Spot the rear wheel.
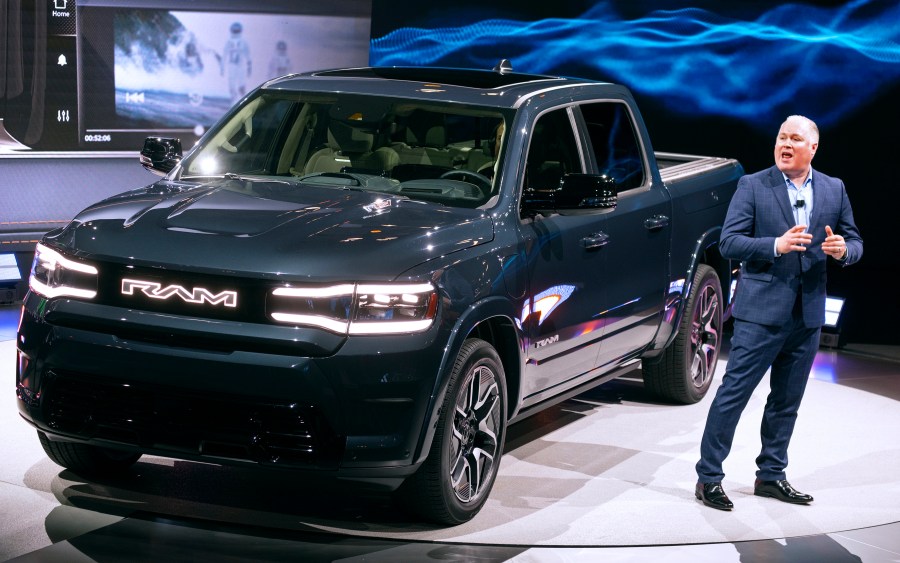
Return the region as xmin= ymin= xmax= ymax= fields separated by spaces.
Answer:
xmin=643 ymin=264 xmax=723 ymax=404
xmin=398 ymin=338 xmax=506 ymax=525
xmin=38 ymin=431 xmax=141 ymax=476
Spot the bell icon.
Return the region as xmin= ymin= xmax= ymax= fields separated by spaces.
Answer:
xmin=57 ymin=54 xmax=68 ymax=66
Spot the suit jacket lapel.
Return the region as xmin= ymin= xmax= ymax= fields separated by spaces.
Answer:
xmin=768 ymin=166 xmax=795 ymax=226
xmin=810 ymin=168 xmax=824 ymax=231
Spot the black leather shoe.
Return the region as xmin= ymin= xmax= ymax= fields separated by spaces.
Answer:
xmin=754 ymin=479 xmax=814 ymax=504
xmin=696 ymin=482 xmax=734 ymax=510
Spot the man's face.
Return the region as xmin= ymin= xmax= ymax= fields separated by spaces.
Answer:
xmin=774 ymin=118 xmax=818 ymax=179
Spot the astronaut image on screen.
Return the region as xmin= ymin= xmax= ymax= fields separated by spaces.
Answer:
xmin=114 ymin=10 xmax=238 ymax=130
xmin=268 ymin=40 xmax=292 ymax=79
xmin=102 ymin=8 xmax=370 ymax=148
xmin=178 ymin=35 xmax=205 ymax=77
xmin=222 ymin=21 xmax=252 ymax=103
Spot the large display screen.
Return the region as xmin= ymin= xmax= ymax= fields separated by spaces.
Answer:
xmin=0 ymin=0 xmax=371 ymax=153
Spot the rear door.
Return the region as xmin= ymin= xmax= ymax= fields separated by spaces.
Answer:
xmin=576 ymin=101 xmax=671 ymax=368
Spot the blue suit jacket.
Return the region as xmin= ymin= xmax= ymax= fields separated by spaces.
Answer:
xmin=721 ymin=165 xmax=863 ymax=328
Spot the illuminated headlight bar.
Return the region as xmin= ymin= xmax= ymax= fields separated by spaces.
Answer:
xmin=29 ymin=243 xmax=99 ymax=300
xmin=270 ymin=285 xmax=355 ymax=332
xmin=269 ymin=282 xmax=438 ymax=335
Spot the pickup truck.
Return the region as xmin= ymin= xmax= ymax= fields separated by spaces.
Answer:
xmin=16 ymin=62 xmax=743 ymax=525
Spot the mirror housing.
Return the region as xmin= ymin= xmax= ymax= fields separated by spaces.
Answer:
xmin=140 ymin=137 xmax=183 ymax=176
xmin=522 ymin=173 xmax=618 ymax=215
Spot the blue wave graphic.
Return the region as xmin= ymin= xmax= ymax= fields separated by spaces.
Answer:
xmin=370 ymin=1 xmax=900 ymax=128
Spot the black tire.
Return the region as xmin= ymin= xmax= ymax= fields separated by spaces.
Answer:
xmin=397 ymin=338 xmax=507 ymax=525
xmin=643 ymin=264 xmax=723 ymax=404
xmin=38 ymin=431 xmax=141 ymax=476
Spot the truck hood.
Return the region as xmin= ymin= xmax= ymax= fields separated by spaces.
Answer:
xmin=51 ymin=179 xmax=494 ymax=280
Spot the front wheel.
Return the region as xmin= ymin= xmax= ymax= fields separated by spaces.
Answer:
xmin=643 ymin=264 xmax=723 ymax=404
xmin=397 ymin=338 xmax=507 ymax=525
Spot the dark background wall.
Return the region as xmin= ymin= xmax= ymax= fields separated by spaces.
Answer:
xmin=369 ymin=0 xmax=899 ymax=345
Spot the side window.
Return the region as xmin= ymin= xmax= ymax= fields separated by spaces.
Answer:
xmin=525 ymin=108 xmax=582 ymax=191
xmin=580 ymin=102 xmax=645 ymax=191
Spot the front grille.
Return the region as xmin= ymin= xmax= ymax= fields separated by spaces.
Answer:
xmin=41 ymin=371 xmax=343 ymax=469
xmin=96 ymin=263 xmax=268 ymax=323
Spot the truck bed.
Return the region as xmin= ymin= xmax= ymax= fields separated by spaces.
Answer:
xmin=656 ymin=151 xmax=741 ymax=184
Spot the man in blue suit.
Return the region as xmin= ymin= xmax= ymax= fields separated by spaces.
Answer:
xmin=695 ymin=115 xmax=863 ymax=510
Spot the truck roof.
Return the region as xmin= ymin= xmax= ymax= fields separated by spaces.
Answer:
xmin=263 ymin=64 xmax=615 ymax=108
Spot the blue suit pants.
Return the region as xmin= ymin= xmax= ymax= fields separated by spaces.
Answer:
xmin=696 ymin=305 xmax=820 ymax=483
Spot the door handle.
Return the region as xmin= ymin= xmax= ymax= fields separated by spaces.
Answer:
xmin=644 ymin=214 xmax=670 ymax=230
xmin=582 ymin=232 xmax=610 ymax=249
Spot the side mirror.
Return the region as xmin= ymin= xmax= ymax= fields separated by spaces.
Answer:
xmin=522 ymin=173 xmax=618 ymax=215
xmin=140 ymin=137 xmax=182 ymax=176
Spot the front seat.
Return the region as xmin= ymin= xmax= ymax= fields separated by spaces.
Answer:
xmin=304 ymin=121 xmax=399 ymax=175
xmin=392 ymin=110 xmax=454 ymax=167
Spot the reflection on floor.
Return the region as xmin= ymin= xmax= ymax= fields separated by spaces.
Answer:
xmin=1 ymin=303 xmax=898 ymax=562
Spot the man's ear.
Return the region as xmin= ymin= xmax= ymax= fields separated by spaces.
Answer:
xmin=810 ymin=142 xmax=818 ymax=157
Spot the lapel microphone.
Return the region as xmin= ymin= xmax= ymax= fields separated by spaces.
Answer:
xmin=794 ymin=196 xmax=805 ymax=209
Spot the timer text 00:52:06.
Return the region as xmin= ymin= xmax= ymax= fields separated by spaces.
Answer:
xmin=84 ymin=134 xmax=112 ymax=143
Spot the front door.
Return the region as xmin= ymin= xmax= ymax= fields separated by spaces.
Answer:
xmin=518 ymin=107 xmax=610 ymax=404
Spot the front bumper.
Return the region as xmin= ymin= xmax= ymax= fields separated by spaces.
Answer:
xmin=16 ymin=292 xmax=447 ymax=488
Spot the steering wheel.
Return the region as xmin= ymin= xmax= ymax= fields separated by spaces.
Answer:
xmin=439 ymin=169 xmax=492 ymax=191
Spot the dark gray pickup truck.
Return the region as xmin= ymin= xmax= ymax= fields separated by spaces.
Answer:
xmin=16 ymin=63 xmax=742 ymax=524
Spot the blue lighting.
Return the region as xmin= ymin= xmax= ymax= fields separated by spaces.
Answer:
xmin=371 ymin=0 xmax=900 ymax=129
xmin=810 ymin=355 xmax=838 ymax=383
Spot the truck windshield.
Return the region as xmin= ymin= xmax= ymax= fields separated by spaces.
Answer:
xmin=179 ymin=91 xmax=509 ymax=209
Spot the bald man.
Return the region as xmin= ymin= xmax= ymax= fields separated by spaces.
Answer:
xmin=694 ymin=115 xmax=863 ymax=511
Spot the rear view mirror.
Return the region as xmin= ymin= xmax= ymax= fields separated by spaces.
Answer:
xmin=140 ymin=137 xmax=183 ymax=176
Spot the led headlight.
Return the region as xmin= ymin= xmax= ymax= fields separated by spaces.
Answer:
xmin=29 ymin=243 xmax=99 ymax=300
xmin=269 ymin=282 xmax=438 ymax=335
xmin=269 ymin=285 xmax=355 ymax=333
xmin=350 ymin=283 xmax=437 ymax=334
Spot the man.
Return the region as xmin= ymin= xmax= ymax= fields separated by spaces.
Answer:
xmin=695 ymin=115 xmax=863 ymax=511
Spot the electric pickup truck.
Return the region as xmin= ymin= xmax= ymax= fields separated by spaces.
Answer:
xmin=16 ymin=63 xmax=743 ymax=524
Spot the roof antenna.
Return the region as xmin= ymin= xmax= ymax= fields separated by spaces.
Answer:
xmin=493 ymin=59 xmax=513 ymax=75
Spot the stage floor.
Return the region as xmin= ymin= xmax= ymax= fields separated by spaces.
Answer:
xmin=2 ymin=303 xmax=898 ymax=562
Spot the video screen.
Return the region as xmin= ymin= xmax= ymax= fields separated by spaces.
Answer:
xmin=0 ymin=0 xmax=372 ymax=153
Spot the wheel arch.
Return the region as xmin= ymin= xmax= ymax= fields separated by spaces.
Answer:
xmin=467 ymin=315 xmax=521 ymax=423
xmin=411 ymin=297 xmax=523 ymax=467
xmin=648 ymin=226 xmax=731 ymax=356
xmin=700 ymin=240 xmax=737 ymax=321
